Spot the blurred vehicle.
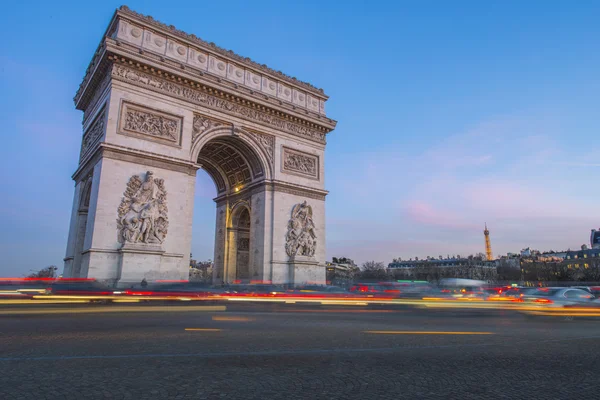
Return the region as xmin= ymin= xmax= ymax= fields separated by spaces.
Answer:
xmin=225 ymin=284 xmax=287 ymax=297
xmin=521 ymin=287 xmax=596 ymax=307
xmin=486 ymin=286 xmax=537 ymax=301
xmin=588 ymin=287 xmax=600 ymax=297
xmin=393 ymin=281 xmax=433 ymax=298
xmin=437 ymin=278 xmax=487 ymax=299
xmin=323 ymin=286 xmax=348 ymax=294
xmin=348 ymin=283 xmax=386 ymax=296
xmin=0 ymin=278 xmax=52 ymax=299
xmin=49 ymin=280 xmax=117 ymax=296
xmin=125 ymin=282 xmax=226 ymax=298
xmin=282 ymin=285 xmax=351 ymax=299
xmin=571 ymin=286 xmax=600 ymax=295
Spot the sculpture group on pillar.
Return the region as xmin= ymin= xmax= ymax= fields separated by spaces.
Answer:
xmin=285 ymin=201 xmax=316 ymax=258
xmin=117 ymin=171 xmax=169 ymax=245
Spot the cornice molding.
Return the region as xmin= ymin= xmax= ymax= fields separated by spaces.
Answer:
xmin=105 ymin=42 xmax=335 ymax=126
xmin=214 ymin=180 xmax=328 ymax=206
xmin=73 ymin=142 xmax=199 ymax=182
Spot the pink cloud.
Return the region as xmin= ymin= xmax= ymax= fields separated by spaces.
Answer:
xmin=404 ymin=201 xmax=478 ymax=230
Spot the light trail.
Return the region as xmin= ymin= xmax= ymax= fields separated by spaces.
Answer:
xmin=184 ymin=328 xmax=223 ymax=332
xmin=0 ymin=305 xmax=226 ymax=315
xmin=364 ymin=331 xmax=494 ymax=335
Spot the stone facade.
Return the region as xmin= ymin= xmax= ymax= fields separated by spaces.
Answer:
xmin=64 ymin=6 xmax=336 ymax=287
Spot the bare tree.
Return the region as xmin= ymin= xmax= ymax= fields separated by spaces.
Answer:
xmin=580 ymin=259 xmax=600 ymax=282
xmin=27 ymin=266 xmax=58 ymax=279
xmin=359 ymin=261 xmax=388 ymax=280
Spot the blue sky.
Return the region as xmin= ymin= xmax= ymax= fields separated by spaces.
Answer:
xmin=1 ymin=0 xmax=599 ymax=275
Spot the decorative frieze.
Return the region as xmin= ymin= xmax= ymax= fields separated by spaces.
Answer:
xmin=118 ymin=101 xmax=182 ymax=146
xmin=80 ymin=107 xmax=106 ymax=162
xmin=282 ymin=146 xmax=319 ymax=180
xmin=112 ymin=64 xmax=327 ymax=144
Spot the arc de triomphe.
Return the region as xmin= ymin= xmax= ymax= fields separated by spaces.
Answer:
xmin=63 ymin=6 xmax=336 ymax=287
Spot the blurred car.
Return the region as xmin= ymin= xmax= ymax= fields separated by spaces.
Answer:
xmin=125 ymin=282 xmax=226 ymax=298
xmin=437 ymin=278 xmax=488 ymax=299
xmin=393 ymin=281 xmax=434 ymax=298
xmin=282 ymin=285 xmax=351 ymax=299
xmin=49 ymin=280 xmax=117 ymax=296
xmin=487 ymin=286 xmax=537 ymax=301
xmin=521 ymin=287 xmax=596 ymax=307
xmin=0 ymin=279 xmax=52 ymax=299
xmin=349 ymin=283 xmax=386 ymax=295
xmin=224 ymin=284 xmax=287 ymax=297
xmin=589 ymin=287 xmax=600 ymax=297
xmin=347 ymin=283 xmax=403 ymax=298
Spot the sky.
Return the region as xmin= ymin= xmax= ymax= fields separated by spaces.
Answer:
xmin=1 ymin=0 xmax=599 ymax=276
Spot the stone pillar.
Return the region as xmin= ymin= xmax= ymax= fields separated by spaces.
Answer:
xmin=225 ymin=228 xmax=239 ymax=283
xmin=63 ymin=181 xmax=84 ymax=278
xmin=213 ymin=205 xmax=227 ymax=284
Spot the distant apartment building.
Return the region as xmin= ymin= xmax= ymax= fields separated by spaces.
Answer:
xmin=388 ymin=256 xmax=496 ymax=269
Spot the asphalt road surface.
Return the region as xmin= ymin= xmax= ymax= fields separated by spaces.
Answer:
xmin=2 ymin=304 xmax=600 ymax=399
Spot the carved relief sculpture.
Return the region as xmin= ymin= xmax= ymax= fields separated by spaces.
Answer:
xmin=248 ymin=131 xmax=275 ymax=166
xmin=192 ymin=114 xmax=224 ymax=142
xmin=285 ymin=201 xmax=316 ymax=258
xmin=282 ymin=147 xmax=318 ymax=179
xmin=80 ymin=108 xmax=106 ymax=161
xmin=237 ymin=238 xmax=250 ymax=251
xmin=117 ymin=171 xmax=169 ymax=246
xmin=119 ymin=102 xmax=182 ymax=145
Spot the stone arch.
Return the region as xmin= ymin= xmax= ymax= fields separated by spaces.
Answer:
xmin=229 ymin=200 xmax=251 ymax=228
xmin=190 ymin=126 xmax=272 ymax=195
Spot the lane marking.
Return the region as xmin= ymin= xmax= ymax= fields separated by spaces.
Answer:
xmin=212 ymin=316 xmax=254 ymax=322
xmin=364 ymin=331 xmax=494 ymax=335
xmin=184 ymin=328 xmax=222 ymax=332
xmin=283 ymin=309 xmax=398 ymax=313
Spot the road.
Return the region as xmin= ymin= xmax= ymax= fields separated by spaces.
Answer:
xmin=2 ymin=304 xmax=600 ymax=399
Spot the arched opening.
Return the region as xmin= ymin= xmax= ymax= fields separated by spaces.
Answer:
xmin=72 ymin=177 xmax=92 ymax=277
xmin=196 ymin=135 xmax=266 ymax=195
xmin=227 ymin=205 xmax=251 ymax=282
xmin=190 ymin=169 xmax=217 ymax=283
xmin=191 ymin=132 xmax=269 ymax=284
